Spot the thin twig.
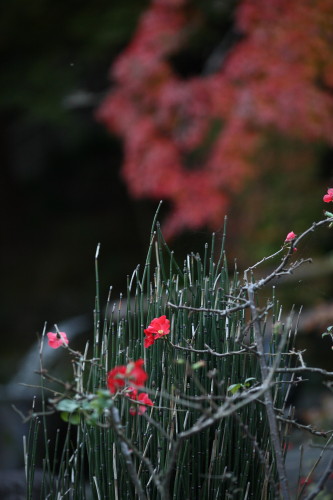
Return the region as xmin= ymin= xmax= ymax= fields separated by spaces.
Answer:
xmin=247 ymin=218 xmax=333 ymax=291
xmin=276 ymin=416 xmax=331 ymax=438
xmin=168 ymin=301 xmax=250 ymax=316
xmin=243 ymin=247 xmax=285 ymax=280
xmin=275 ymin=366 xmax=333 ymax=378
xmin=169 ymin=341 xmax=256 ymax=357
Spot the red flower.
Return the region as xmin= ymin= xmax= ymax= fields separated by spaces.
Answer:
xmin=127 ymin=359 xmax=148 ymax=387
xmin=107 ymin=359 xmax=148 ymax=394
xmin=285 ymin=231 xmax=296 ymax=242
xmin=128 ymin=391 xmax=154 ymax=416
xmin=47 ymin=331 xmax=68 ymax=349
xmin=144 ymin=315 xmax=170 ymax=348
xmin=126 ymin=387 xmax=138 ymax=399
xmin=144 ymin=333 xmax=156 ymax=348
xmin=323 ymin=188 xmax=333 ymax=203
xmin=107 ymin=365 xmax=127 ymax=394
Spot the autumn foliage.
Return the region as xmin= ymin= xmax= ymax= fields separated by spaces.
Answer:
xmin=97 ymin=0 xmax=333 ymax=238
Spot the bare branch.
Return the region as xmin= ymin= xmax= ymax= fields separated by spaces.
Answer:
xmin=168 ymin=301 xmax=250 ymax=316
xmin=248 ymin=218 xmax=333 ymax=291
xmin=276 ymin=416 xmax=332 ymax=438
xmin=275 ymin=366 xmax=333 ymax=378
xmin=169 ymin=340 xmax=257 ymax=357
xmin=243 ymin=247 xmax=285 ymax=280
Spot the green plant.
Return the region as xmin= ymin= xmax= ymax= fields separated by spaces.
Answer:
xmin=23 ymin=206 xmax=333 ymax=500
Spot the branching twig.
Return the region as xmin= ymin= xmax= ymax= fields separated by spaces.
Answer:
xmin=243 ymin=247 xmax=285 ymax=280
xmin=276 ymin=416 xmax=332 ymax=438
xmin=276 ymin=366 xmax=333 ymax=378
xmin=169 ymin=340 xmax=256 ymax=357
xmin=168 ymin=301 xmax=250 ymax=316
xmin=248 ymin=218 xmax=333 ymax=291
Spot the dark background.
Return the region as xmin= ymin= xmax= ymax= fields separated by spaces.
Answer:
xmin=0 ymin=1 xmax=153 ymax=378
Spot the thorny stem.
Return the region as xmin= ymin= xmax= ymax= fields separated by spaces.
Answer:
xmin=168 ymin=300 xmax=249 ymax=316
xmin=276 ymin=416 xmax=332 ymax=438
xmin=276 ymin=366 xmax=333 ymax=378
xmin=248 ymin=217 xmax=333 ymax=291
xmin=169 ymin=340 xmax=257 ymax=357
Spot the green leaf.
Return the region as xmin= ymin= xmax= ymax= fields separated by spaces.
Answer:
xmin=60 ymin=412 xmax=80 ymax=425
xmin=56 ymin=399 xmax=80 ymax=413
xmin=227 ymin=383 xmax=243 ymax=394
xmin=244 ymin=377 xmax=256 ymax=386
xmin=324 ymin=211 xmax=333 ymax=218
xmin=81 ymin=400 xmax=94 ymax=411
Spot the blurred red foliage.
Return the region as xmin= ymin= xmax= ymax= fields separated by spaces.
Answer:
xmin=97 ymin=0 xmax=333 ymax=238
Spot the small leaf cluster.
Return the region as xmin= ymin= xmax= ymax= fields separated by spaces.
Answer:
xmin=227 ymin=377 xmax=257 ymax=395
xmin=56 ymin=390 xmax=113 ymax=425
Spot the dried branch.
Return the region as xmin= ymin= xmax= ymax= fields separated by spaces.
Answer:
xmin=249 ymin=218 xmax=333 ymax=291
xmin=243 ymin=247 xmax=285 ymax=280
xmin=276 ymin=416 xmax=332 ymax=438
xmin=168 ymin=301 xmax=250 ymax=317
xmin=275 ymin=366 xmax=333 ymax=378
xmin=169 ymin=340 xmax=256 ymax=357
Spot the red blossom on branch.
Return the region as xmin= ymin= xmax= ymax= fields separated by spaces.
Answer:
xmin=144 ymin=315 xmax=170 ymax=348
xmin=285 ymin=231 xmax=296 ymax=242
xmin=127 ymin=388 xmax=154 ymax=416
xmin=107 ymin=359 xmax=148 ymax=394
xmin=47 ymin=331 xmax=69 ymax=349
xmin=323 ymin=188 xmax=333 ymax=203
xmin=107 ymin=366 xmax=127 ymax=393
xmin=127 ymin=359 xmax=149 ymax=386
